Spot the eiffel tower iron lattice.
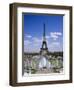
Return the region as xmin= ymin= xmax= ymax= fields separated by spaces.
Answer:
xmin=40 ymin=23 xmax=49 ymax=55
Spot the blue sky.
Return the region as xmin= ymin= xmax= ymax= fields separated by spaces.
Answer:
xmin=23 ymin=13 xmax=63 ymax=52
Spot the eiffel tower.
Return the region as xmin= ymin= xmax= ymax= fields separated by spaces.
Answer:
xmin=40 ymin=24 xmax=49 ymax=55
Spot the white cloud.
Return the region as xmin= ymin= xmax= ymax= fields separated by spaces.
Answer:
xmin=25 ymin=34 xmax=32 ymax=38
xmin=56 ymin=32 xmax=62 ymax=36
xmin=46 ymin=35 xmax=50 ymax=39
xmin=50 ymin=32 xmax=62 ymax=40
xmin=52 ymin=42 xmax=60 ymax=46
xmin=24 ymin=37 xmax=42 ymax=52
xmin=50 ymin=32 xmax=62 ymax=36
xmin=24 ymin=40 xmax=31 ymax=45
xmin=50 ymin=33 xmax=58 ymax=40
xmin=48 ymin=42 xmax=60 ymax=48
xmin=33 ymin=37 xmax=42 ymax=43
xmin=48 ymin=42 xmax=62 ymax=52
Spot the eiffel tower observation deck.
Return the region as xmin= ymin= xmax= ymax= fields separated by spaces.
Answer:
xmin=40 ymin=23 xmax=49 ymax=55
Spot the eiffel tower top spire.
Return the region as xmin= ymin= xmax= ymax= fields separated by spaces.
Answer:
xmin=43 ymin=23 xmax=46 ymax=41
